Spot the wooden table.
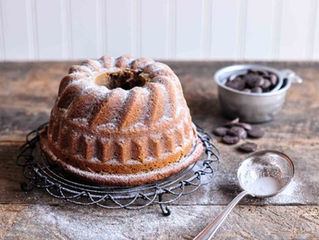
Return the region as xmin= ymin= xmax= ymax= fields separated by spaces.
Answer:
xmin=1 ymin=61 xmax=318 ymax=239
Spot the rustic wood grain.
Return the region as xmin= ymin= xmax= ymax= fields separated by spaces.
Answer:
xmin=1 ymin=139 xmax=318 ymax=206
xmin=1 ymin=204 xmax=318 ymax=240
xmin=1 ymin=61 xmax=319 ymax=141
xmin=1 ymin=61 xmax=319 ymax=239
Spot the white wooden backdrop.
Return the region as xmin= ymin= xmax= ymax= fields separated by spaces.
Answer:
xmin=0 ymin=0 xmax=319 ymax=61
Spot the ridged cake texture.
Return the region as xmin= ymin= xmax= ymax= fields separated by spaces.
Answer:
xmin=40 ymin=55 xmax=202 ymax=185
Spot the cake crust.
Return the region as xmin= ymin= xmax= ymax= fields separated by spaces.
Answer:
xmin=39 ymin=127 xmax=203 ymax=186
xmin=41 ymin=55 xmax=203 ymax=186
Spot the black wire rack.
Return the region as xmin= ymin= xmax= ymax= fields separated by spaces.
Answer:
xmin=17 ymin=123 xmax=220 ymax=216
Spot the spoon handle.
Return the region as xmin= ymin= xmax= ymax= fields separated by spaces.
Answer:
xmin=194 ymin=190 xmax=249 ymax=240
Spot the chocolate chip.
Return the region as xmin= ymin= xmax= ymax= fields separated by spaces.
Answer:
xmin=248 ymin=127 xmax=264 ymax=138
xmin=251 ymin=87 xmax=263 ymax=93
xmin=234 ymin=122 xmax=252 ymax=131
xmin=224 ymin=118 xmax=240 ymax=127
xmin=270 ymin=74 xmax=278 ymax=85
xmin=238 ymin=142 xmax=257 ymax=153
xmin=247 ymin=69 xmax=258 ymax=75
xmin=224 ymin=118 xmax=253 ymax=131
xmin=225 ymin=77 xmax=246 ymax=90
xmin=262 ymin=79 xmax=271 ymax=89
xmin=237 ymin=74 xmax=246 ymax=79
xmin=227 ymin=126 xmax=247 ymax=139
xmin=257 ymin=70 xmax=269 ymax=76
xmin=242 ymin=88 xmax=251 ymax=93
xmin=222 ymin=135 xmax=240 ymax=145
xmin=246 ymin=75 xmax=264 ymax=88
xmin=213 ymin=127 xmax=228 ymax=137
xmin=223 ymin=69 xmax=279 ymax=93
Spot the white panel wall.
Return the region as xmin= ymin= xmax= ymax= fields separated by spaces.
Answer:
xmin=314 ymin=0 xmax=319 ymax=60
xmin=175 ymin=0 xmax=203 ymax=59
xmin=106 ymin=0 xmax=132 ymax=56
xmin=210 ymin=0 xmax=241 ymax=59
xmin=141 ymin=0 xmax=168 ymax=58
xmin=279 ymin=0 xmax=314 ymax=60
xmin=0 ymin=0 xmax=319 ymax=61
xmin=70 ymin=0 xmax=100 ymax=58
xmin=36 ymin=0 xmax=64 ymax=60
xmin=245 ymin=0 xmax=275 ymax=60
xmin=1 ymin=0 xmax=31 ymax=59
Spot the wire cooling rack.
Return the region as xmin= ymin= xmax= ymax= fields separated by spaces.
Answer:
xmin=17 ymin=123 xmax=220 ymax=216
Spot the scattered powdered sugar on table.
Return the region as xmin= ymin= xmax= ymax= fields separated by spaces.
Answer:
xmin=26 ymin=204 xmax=202 ymax=240
xmin=29 ymin=205 xmax=130 ymax=240
xmin=265 ymin=179 xmax=302 ymax=204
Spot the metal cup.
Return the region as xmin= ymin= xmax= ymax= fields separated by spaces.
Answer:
xmin=214 ymin=64 xmax=302 ymax=123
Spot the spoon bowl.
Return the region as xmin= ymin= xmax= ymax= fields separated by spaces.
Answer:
xmin=237 ymin=150 xmax=294 ymax=197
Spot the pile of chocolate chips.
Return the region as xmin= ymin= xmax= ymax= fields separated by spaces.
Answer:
xmin=213 ymin=118 xmax=264 ymax=153
xmin=225 ymin=69 xmax=278 ymax=93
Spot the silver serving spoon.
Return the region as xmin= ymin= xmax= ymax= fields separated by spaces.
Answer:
xmin=194 ymin=150 xmax=294 ymax=240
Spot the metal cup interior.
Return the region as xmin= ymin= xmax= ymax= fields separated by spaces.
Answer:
xmin=237 ymin=150 xmax=294 ymax=197
xmin=214 ymin=64 xmax=291 ymax=96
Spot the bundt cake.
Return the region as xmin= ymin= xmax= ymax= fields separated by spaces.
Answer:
xmin=39 ymin=55 xmax=203 ymax=186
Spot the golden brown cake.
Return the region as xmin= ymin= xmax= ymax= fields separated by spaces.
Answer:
xmin=39 ymin=55 xmax=203 ymax=186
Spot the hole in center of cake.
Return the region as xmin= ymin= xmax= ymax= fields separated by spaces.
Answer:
xmin=95 ymin=69 xmax=148 ymax=90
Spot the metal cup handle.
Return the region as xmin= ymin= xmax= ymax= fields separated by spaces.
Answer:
xmin=280 ymin=69 xmax=303 ymax=84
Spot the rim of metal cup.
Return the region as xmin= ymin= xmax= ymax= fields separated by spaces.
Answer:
xmin=214 ymin=64 xmax=294 ymax=97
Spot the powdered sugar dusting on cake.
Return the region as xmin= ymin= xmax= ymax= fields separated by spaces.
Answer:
xmin=96 ymin=122 xmax=118 ymax=130
xmin=146 ymin=62 xmax=169 ymax=73
xmin=60 ymin=56 xmax=185 ymax=129
xmin=44 ymin=55 xmax=200 ymax=185
xmin=72 ymin=118 xmax=88 ymax=124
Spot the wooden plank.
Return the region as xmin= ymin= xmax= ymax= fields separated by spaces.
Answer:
xmin=167 ymin=0 xmax=176 ymax=58
xmin=140 ymin=0 xmax=168 ymax=58
xmin=0 ymin=62 xmax=67 ymax=139
xmin=144 ymin=61 xmax=319 ymax=205
xmin=1 ymin=137 xmax=318 ymax=206
xmin=2 ymin=0 xmax=319 ymax=61
xmin=0 ymin=62 xmax=73 ymax=141
xmin=210 ymin=0 xmax=241 ymax=59
xmin=35 ymin=0 xmax=64 ymax=60
xmin=201 ymin=0 xmax=212 ymax=58
xmin=175 ymin=0 xmax=203 ymax=59
xmin=2 ymin=1 xmax=319 ymax=61
xmin=0 ymin=61 xmax=318 ymax=207
xmin=0 ymin=142 xmax=66 ymax=205
xmin=1 ymin=61 xmax=319 ymax=140
xmin=279 ymin=0 xmax=312 ymax=60
xmin=106 ymin=0 xmax=132 ymax=56
xmin=1 ymin=61 xmax=319 ymax=238
xmin=0 ymin=0 xmax=5 ymax=61
xmin=1 ymin=204 xmax=318 ymax=239
xmin=70 ymin=0 xmax=99 ymax=59
xmin=313 ymin=0 xmax=319 ymax=60
xmin=244 ymin=0 xmax=275 ymax=60
xmin=1 ymin=0 xmax=31 ymax=60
